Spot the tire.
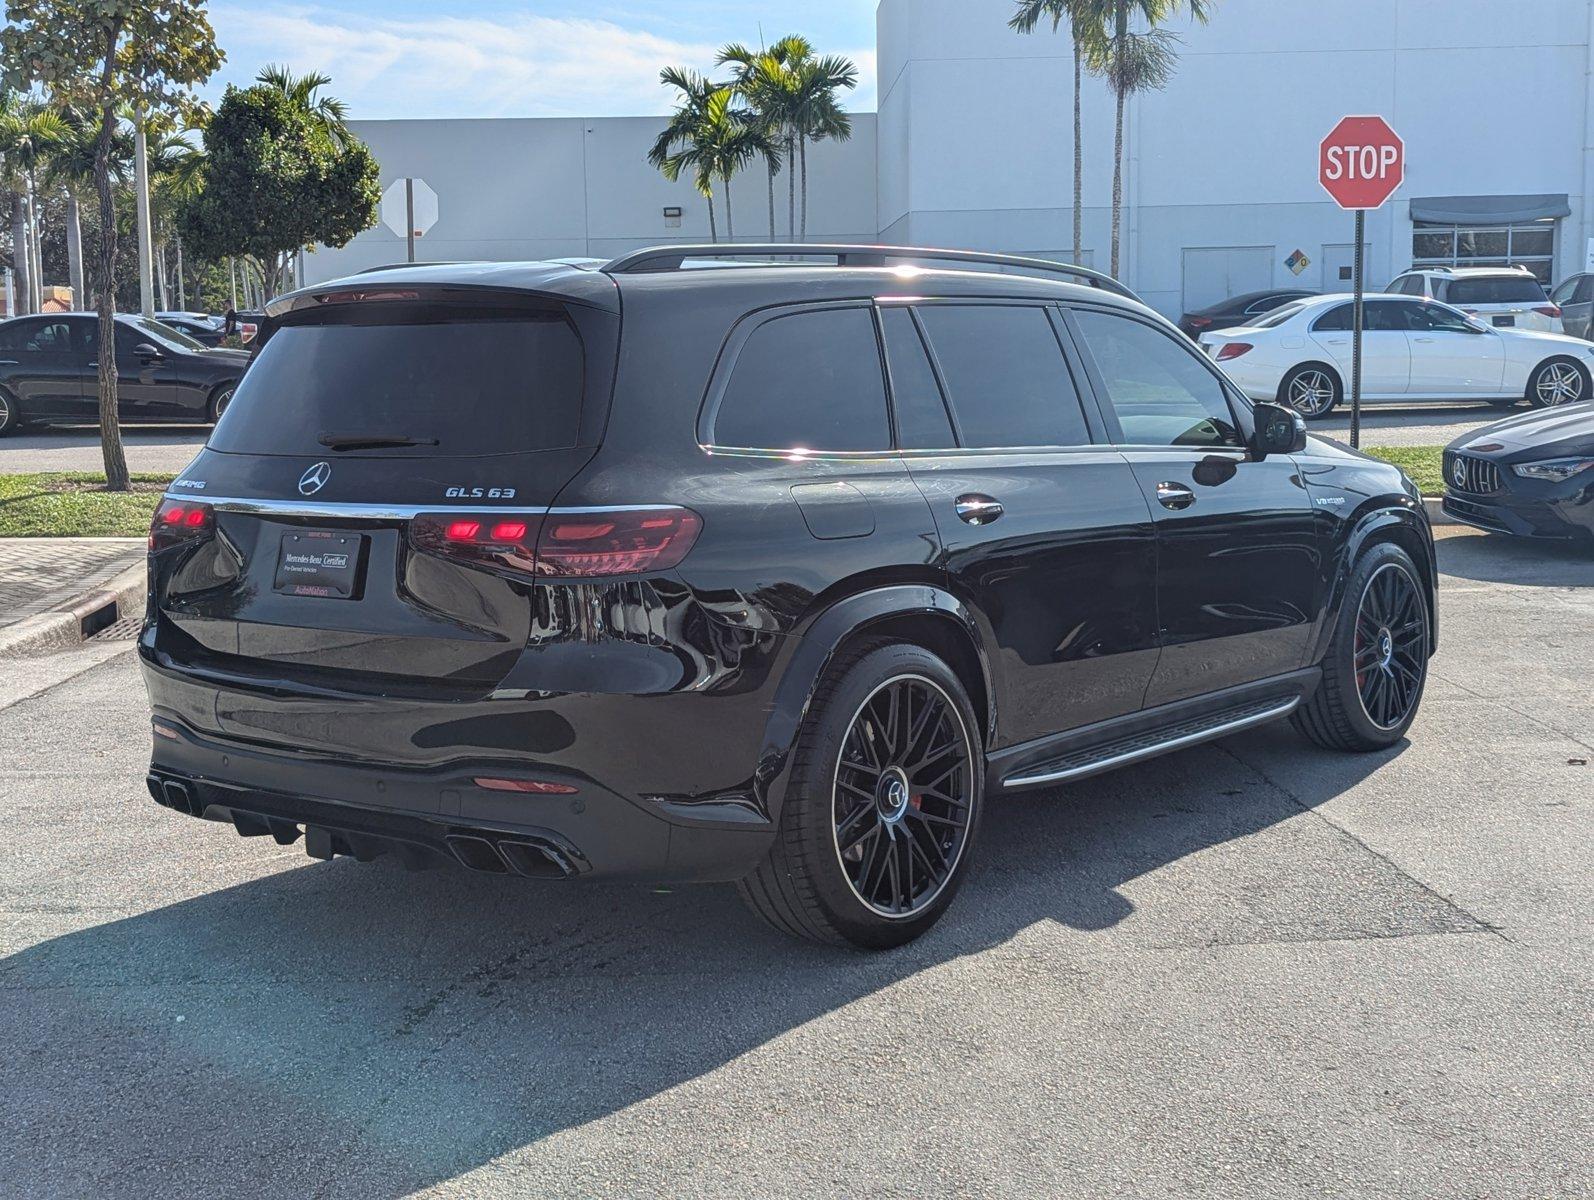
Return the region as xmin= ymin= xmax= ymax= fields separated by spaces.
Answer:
xmin=207 ymin=383 xmax=237 ymax=424
xmin=0 ymin=387 xmax=19 ymax=438
xmin=1293 ymin=542 xmax=1430 ymax=752
xmin=1279 ymin=363 xmax=1341 ymax=419
xmin=1526 ymin=357 xmax=1588 ymax=408
xmin=738 ymin=639 xmax=984 ymax=949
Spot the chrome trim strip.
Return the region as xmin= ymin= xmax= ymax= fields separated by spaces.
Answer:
xmin=167 ymin=495 xmax=680 ymax=520
xmin=1002 ymin=698 xmax=1300 ymax=789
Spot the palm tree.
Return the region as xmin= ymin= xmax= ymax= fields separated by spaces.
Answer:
xmin=1089 ymin=0 xmax=1213 ymax=278
xmin=0 ymin=92 xmax=66 ymax=314
xmin=654 ymin=85 xmax=770 ymax=243
xmin=650 ymin=68 xmax=723 ymax=238
xmin=717 ymin=43 xmax=787 ymax=239
xmin=256 ymin=64 xmax=350 ymax=147
xmin=1010 ymin=1 xmax=1106 ymax=268
xmin=776 ymin=39 xmax=857 ymax=242
xmin=39 ymin=105 xmax=132 ymax=306
xmin=145 ymin=120 xmax=206 ymax=309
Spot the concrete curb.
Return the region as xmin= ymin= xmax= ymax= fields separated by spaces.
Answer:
xmin=1422 ymin=496 xmax=1456 ymax=526
xmin=0 ymin=560 xmax=146 ymax=658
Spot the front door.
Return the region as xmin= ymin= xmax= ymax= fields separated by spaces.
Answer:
xmin=1067 ymin=306 xmax=1320 ymax=708
xmin=1308 ymin=299 xmax=1412 ymax=396
xmin=110 ymin=322 xmax=180 ymax=418
xmin=1399 ymin=298 xmax=1506 ymax=395
xmin=887 ymin=301 xmax=1161 ymax=745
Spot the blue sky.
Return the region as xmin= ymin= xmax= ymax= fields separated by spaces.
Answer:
xmin=205 ymin=0 xmax=879 ymax=120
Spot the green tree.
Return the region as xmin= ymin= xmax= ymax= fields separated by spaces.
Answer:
xmin=649 ymin=68 xmax=723 ymax=238
xmin=786 ymin=46 xmax=857 ymax=242
xmin=717 ymin=42 xmax=790 ymax=239
xmin=255 ymin=63 xmax=350 ymax=148
xmin=39 ymin=104 xmax=132 ymax=306
xmin=0 ymin=91 xmax=66 ymax=314
xmin=1010 ymin=1 xmax=1106 ymax=268
xmin=2 ymin=0 xmax=222 ymax=490
xmin=179 ymin=83 xmax=379 ymax=300
xmin=1088 ymin=0 xmax=1213 ymax=278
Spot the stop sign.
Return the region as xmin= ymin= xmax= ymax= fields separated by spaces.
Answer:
xmin=1319 ymin=115 xmax=1404 ymax=210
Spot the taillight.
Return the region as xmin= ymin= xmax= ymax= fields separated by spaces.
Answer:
xmin=1215 ymin=342 xmax=1253 ymax=361
xmin=1535 ymin=305 xmax=1562 ymax=318
xmin=149 ymin=498 xmax=214 ymax=551
xmin=409 ymin=506 xmax=702 ymax=579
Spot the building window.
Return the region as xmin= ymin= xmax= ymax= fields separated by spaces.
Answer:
xmin=1412 ymin=219 xmax=1556 ymax=283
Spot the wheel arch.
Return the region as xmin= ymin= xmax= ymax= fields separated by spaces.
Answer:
xmin=1316 ymin=502 xmax=1439 ymax=663
xmin=757 ymin=586 xmax=994 ymax=824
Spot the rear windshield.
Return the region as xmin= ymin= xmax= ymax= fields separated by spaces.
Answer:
xmin=1441 ymin=277 xmax=1547 ymax=305
xmin=209 ymin=302 xmax=585 ymax=457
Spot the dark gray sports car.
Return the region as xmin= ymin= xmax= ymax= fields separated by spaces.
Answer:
xmin=1443 ymin=403 xmax=1594 ymax=540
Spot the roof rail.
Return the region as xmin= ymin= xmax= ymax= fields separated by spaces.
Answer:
xmin=355 ymin=261 xmax=464 ymax=274
xmin=600 ymin=243 xmax=1140 ymax=301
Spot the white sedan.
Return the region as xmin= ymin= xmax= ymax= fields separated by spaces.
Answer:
xmin=1198 ymin=293 xmax=1594 ymax=418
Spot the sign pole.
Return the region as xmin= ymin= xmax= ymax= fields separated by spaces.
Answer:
xmin=1351 ymin=208 xmax=1365 ymax=450
xmin=405 ymin=178 xmax=416 ymax=263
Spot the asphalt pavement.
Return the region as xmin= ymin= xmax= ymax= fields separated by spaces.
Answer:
xmin=0 ymin=526 xmax=1588 ymax=1199
xmin=0 ymin=401 xmax=1525 ymax=477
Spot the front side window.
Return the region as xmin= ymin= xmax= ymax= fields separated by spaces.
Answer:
xmin=1314 ymin=303 xmax=1405 ymax=333
xmin=1550 ymin=277 xmax=1578 ymax=305
xmin=1072 ymin=309 xmax=1241 ymax=448
xmin=914 ymin=304 xmax=1090 ymax=448
xmin=713 ymin=307 xmax=890 ymax=452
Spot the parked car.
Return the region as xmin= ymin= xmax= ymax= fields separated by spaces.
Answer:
xmin=155 ymin=311 xmax=227 ymax=347
xmin=1386 ymin=265 xmax=1563 ymax=333
xmin=1198 ymin=293 xmax=1594 ymax=418
xmin=1177 ymin=287 xmax=1316 ymax=338
xmin=1549 ymin=273 xmax=1593 ymax=340
xmin=0 ymin=313 xmax=248 ymax=435
xmin=141 ymin=245 xmax=1436 ymax=948
xmin=1442 ymin=402 xmax=1594 ymax=541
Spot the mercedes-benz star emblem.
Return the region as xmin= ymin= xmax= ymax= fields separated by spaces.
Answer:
xmin=298 ymin=461 xmax=332 ymax=496
xmin=1451 ymin=458 xmax=1467 ymax=487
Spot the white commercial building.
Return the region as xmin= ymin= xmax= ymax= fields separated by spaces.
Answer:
xmin=308 ymin=0 xmax=1594 ymax=318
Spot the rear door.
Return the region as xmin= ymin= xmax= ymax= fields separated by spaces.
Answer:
xmin=151 ymin=289 xmax=617 ymax=698
xmin=0 ymin=317 xmax=93 ymax=417
xmin=1309 ymin=299 xmax=1411 ymax=395
xmin=891 ymin=300 xmax=1160 ymax=745
xmin=1066 ymin=306 xmax=1319 ymax=708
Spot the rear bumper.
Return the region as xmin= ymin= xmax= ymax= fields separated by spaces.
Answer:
xmin=140 ymin=644 xmax=787 ymax=883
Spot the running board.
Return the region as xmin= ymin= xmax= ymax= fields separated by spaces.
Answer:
xmin=1000 ymin=696 xmax=1300 ymax=790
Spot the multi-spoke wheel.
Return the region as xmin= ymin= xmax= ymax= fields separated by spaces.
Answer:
xmin=832 ymin=676 xmax=974 ymax=918
xmin=1280 ymin=364 xmax=1341 ymax=419
xmin=1528 ymin=358 xmax=1587 ymax=408
xmin=1352 ymin=564 xmax=1427 ymax=731
xmin=0 ymin=388 xmax=16 ymax=437
xmin=209 ymin=385 xmax=236 ymax=423
xmin=739 ymin=640 xmax=983 ymax=948
xmin=1294 ymin=542 xmax=1430 ymax=751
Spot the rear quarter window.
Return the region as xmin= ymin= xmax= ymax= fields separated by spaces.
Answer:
xmin=210 ymin=300 xmax=587 ymax=457
xmin=711 ymin=306 xmax=890 ymax=451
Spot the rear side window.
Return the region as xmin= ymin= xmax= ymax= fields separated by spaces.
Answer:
xmin=210 ymin=302 xmax=586 ymax=457
xmin=713 ymin=307 xmax=890 ymax=451
xmin=1442 ymin=276 xmax=1547 ymax=305
xmin=914 ymin=305 xmax=1090 ymax=448
xmin=879 ymin=306 xmax=956 ymax=449
xmin=1072 ymin=310 xmax=1241 ymax=448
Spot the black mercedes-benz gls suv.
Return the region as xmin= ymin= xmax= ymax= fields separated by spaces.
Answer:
xmin=141 ymin=245 xmax=1437 ymax=948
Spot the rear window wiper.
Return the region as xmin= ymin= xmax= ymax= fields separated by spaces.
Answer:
xmin=318 ymin=432 xmax=440 ymax=451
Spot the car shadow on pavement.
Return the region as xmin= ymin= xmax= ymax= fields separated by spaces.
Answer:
xmin=1436 ymin=529 xmax=1594 ymax=587
xmin=1 ymin=728 xmax=1413 ymax=1198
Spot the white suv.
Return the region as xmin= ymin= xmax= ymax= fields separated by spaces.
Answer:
xmin=1386 ymin=266 xmax=1563 ymax=333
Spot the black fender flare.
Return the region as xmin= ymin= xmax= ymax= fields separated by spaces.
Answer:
xmin=752 ymin=585 xmax=993 ymax=824
xmin=1312 ymin=497 xmax=1438 ymax=662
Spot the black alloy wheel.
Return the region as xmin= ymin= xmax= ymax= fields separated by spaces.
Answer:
xmin=832 ymin=675 xmax=974 ymax=918
xmin=1352 ymin=563 xmax=1428 ymax=731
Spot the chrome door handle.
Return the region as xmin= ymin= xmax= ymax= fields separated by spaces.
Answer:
xmin=1155 ymin=482 xmax=1196 ymax=510
xmin=955 ymin=495 xmax=1004 ymax=525
xmin=1414 ymin=336 xmax=1436 ymax=343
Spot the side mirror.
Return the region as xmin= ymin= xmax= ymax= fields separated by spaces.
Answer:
xmin=133 ymin=342 xmax=164 ymax=360
xmin=1251 ymin=401 xmax=1307 ymax=457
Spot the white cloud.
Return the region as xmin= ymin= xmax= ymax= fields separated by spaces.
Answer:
xmin=208 ymin=4 xmax=876 ymax=119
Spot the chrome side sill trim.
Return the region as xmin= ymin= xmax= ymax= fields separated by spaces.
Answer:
xmin=1002 ymin=697 xmax=1300 ymax=790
